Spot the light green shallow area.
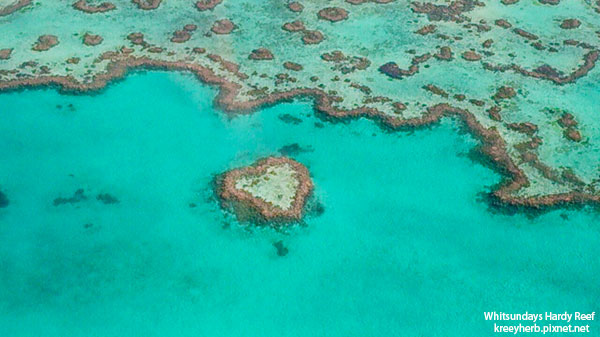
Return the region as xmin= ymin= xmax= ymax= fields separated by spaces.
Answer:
xmin=0 ymin=72 xmax=598 ymax=336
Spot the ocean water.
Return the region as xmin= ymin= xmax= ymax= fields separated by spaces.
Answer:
xmin=0 ymin=72 xmax=598 ymax=336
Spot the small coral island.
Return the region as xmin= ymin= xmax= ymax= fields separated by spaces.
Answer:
xmin=217 ymin=157 xmax=313 ymax=224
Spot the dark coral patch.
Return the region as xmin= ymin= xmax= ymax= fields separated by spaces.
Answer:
xmin=0 ymin=0 xmax=31 ymax=17
xmin=184 ymin=24 xmax=197 ymax=31
xmin=279 ymin=114 xmax=303 ymax=125
xmin=495 ymin=19 xmax=512 ymax=28
xmin=287 ymin=2 xmax=304 ymax=12
xmin=132 ymin=0 xmax=161 ymax=10
xmin=32 ymin=35 xmax=59 ymax=51
xmin=434 ymin=46 xmax=453 ymax=60
xmin=493 ymin=86 xmax=516 ymax=100
xmin=513 ymin=28 xmax=538 ymax=40
xmin=83 ymin=33 xmax=103 ymax=46
xmin=560 ymin=19 xmax=581 ymax=29
xmin=53 ymin=188 xmax=87 ymax=206
xmin=415 ymin=24 xmax=436 ymax=35
xmin=302 ymin=30 xmax=324 ymax=45
xmin=283 ymin=61 xmax=303 ymax=71
xmin=97 ymin=193 xmax=119 ymax=204
xmin=0 ymin=189 xmax=8 ymax=208
xmin=171 ymin=30 xmax=191 ymax=43
xmin=195 ymin=0 xmax=222 ymax=11
xmin=249 ymin=48 xmax=274 ymax=60
xmin=462 ymin=50 xmax=481 ymax=61
xmin=127 ymin=32 xmax=146 ymax=46
xmin=539 ymin=0 xmax=560 ymax=5
xmin=410 ymin=0 xmax=480 ymax=23
xmin=273 ymin=241 xmax=289 ymax=256
xmin=0 ymin=48 xmax=12 ymax=60
xmin=282 ymin=20 xmax=305 ymax=32
xmin=317 ymin=7 xmax=349 ymax=22
xmin=211 ymin=19 xmax=235 ymax=35
xmin=73 ymin=0 xmax=116 ymax=13
xmin=279 ymin=143 xmax=313 ymax=156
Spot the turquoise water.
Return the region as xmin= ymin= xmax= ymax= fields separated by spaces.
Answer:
xmin=0 ymin=72 xmax=598 ymax=336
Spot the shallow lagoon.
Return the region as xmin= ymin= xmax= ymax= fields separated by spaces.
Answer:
xmin=0 ymin=72 xmax=598 ymax=336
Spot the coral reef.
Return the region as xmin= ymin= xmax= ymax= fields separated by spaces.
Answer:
xmin=195 ymin=0 xmax=222 ymax=11
xmin=32 ymin=35 xmax=59 ymax=52
xmin=53 ymin=188 xmax=87 ymax=206
xmin=72 ymin=0 xmax=116 ymax=13
xmin=132 ymin=0 xmax=161 ymax=10
xmin=0 ymin=0 xmax=31 ymax=16
xmin=0 ymin=189 xmax=8 ymax=208
xmin=211 ymin=19 xmax=235 ymax=34
xmin=217 ymin=157 xmax=313 ymax=222
xmin=83 ymin=33 xmax=103 ymax=46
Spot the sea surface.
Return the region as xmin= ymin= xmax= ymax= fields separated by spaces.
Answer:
xmin=0 ymin=72 xmax=598 ymax=336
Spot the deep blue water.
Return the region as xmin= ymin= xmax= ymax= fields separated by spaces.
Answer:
xmin=0 ymin=72 xmax=598 ymax=336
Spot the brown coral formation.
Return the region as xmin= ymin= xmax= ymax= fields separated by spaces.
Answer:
xmin=483 ymin=50 xmax=599 ymax=85
xmin=434 ymin=46 xmax=453 ymax=60
xmin=184 ymin=24 xmax=197 ymax=32
xmin=217 ymin=156 xmax=313 ymax=222
xmin=321 ymin=51 xmax=370 ymax=74
xmin=379 ymin=54 xmax=431 ymax=78
xmin=557 ymin=113 xmax=582 ymax=142
xmin=0 ymin=0 xmax=31 ymax=16
xmin=462 ymin=50 xmax=481 ymax=61
xmin=72 ymin=0 xmax=116 ymax=13
xmin=195 ymin=0 xmax=222 ymax=11
xmin=410 ymin=0 xmax=482 ymax=23
xmin=282 ymin=20 xmax=305 ymax=32
xmin=284 ymin=62 xmax=303 ymax=71
xmin=487 ymin=106 xmax=502 ymax=121
xmin=558 ymin=112 xmax=578 ymax=128
xmin=539 ymin=0 xmax=560 ymax=5
xmin=506 ymin=122 xmax=538 ymax=136
xmin=493 ymin=86 xmax=516 ymax=100
xmin=211 ymin=19 xmax=235 ymax=35
xmin=127 ymin=32 xmax=146 ymax=46
xmin=0 ymin=49 xmax=12 ymax=60
xmin=147 ymin=46 xmax=163 ymax=53
xmin=494 ymin=19 xmax=512 ymax=29
xmin=560 ymin=19 xmax=581 ymax=29
xmin=564 ymin=128 xmax=582 ymax=142
xmin=302 ymin=30 xmax=324 ymax=45
xmin=317 ymin=7 xmax=349 ymax=22
xmin=416 ymin=24 xmax=437 ymax=35
xmin=287 ymin=2 xmax=304 ymax=12
xmin=513 ymin=28 xmax=539 ymax=40
xmin=424 ymin=84 xmax=448 ymax=98
xmin=132 ymin=0 xmax=161 ymax=10
xmin=32 ymin=35 xmax=59 ymax=52
xmin=171 ymin=30 xmax=191 ymax=43
xmin=249 ymin=48 xmax=274 ymax=60
xmin=347 ymin=0 xmax=396 ymax=3
xmin=83 ymin=33 xmax=103 ymax=46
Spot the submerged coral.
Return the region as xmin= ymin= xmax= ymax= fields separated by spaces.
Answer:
xmin=0 ymin=189 xmax=8 ymax=208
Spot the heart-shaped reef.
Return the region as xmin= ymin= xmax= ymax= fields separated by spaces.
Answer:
xmin=217 ymin=156 xmax=313 ymax=224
